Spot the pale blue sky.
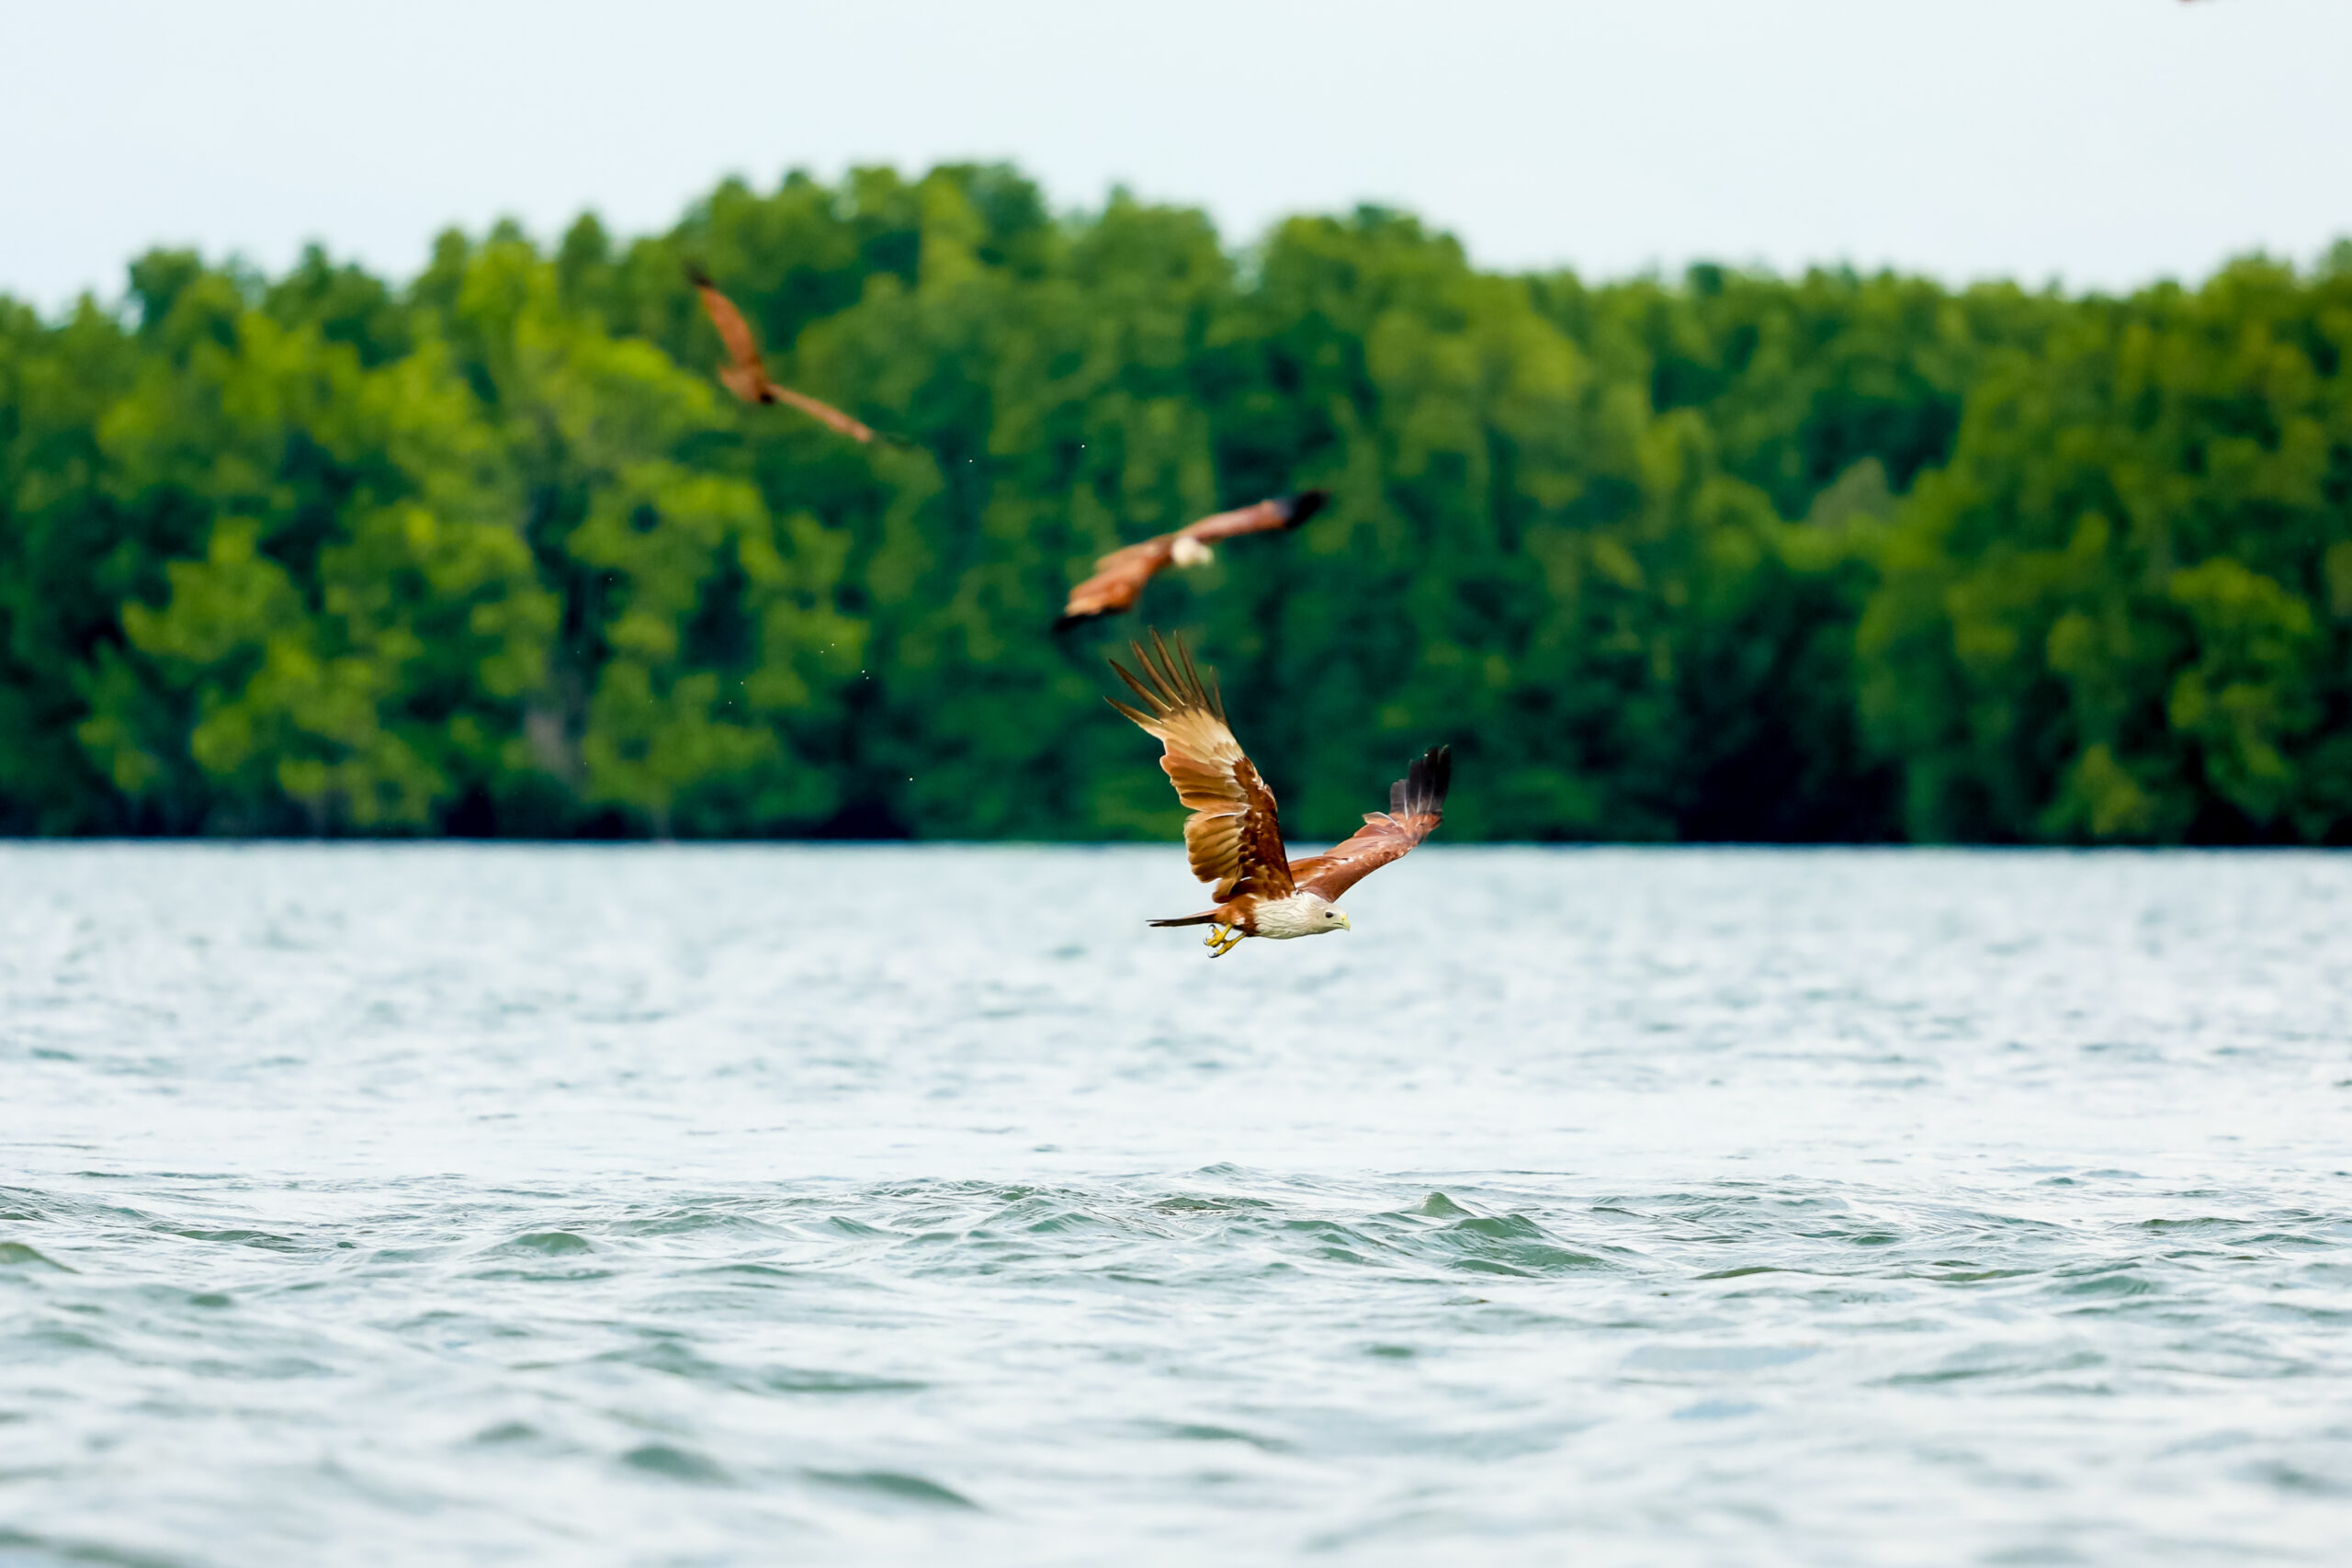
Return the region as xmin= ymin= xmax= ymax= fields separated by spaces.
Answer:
xmin=5 ymin=0 xmax=2346 ymax=310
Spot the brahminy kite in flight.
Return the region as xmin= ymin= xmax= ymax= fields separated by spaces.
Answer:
xmin=687 ymin=264 xmax=892 ymax=446
xmin=1057 ymin=491 xmax=1329 ymax=627
xmin=1108 ymin=631 xmax=1450 ymax=956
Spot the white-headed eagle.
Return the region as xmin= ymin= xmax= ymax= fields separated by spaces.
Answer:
xmin=1057 ymin=491 xmax=1328 ymax=627
xmin=1109 ymin=632 xmax=1451 ymax=956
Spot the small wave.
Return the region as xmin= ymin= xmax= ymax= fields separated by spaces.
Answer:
xmin=0 ymin=1241 xmax=71 ymax=1270
xmin=803 ymin=1470 xmax=977 ymax=1510
xmin=621 ymin=1443 xmax=730 ymax=1486
xmin=486 ymin=1230 xmax=594 ymax=1257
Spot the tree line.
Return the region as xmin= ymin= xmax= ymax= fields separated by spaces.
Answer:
xmin=3 ymin=164 xmax=2347 ymax=843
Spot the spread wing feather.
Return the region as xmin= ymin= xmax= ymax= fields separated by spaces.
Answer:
xmin=1288 ymin=745 xmax=1452 ymax=902
xmin=686 ymin=265 xmax=767 ymax=380
xmin=1105 ymin=632 xmax=1294 ymax=901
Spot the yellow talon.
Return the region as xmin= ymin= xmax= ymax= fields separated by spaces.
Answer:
xmin=1203 ymin=923 xmax=1227 ymax=948
xmin=1209 ymin=930 xmax=1244 ymax=957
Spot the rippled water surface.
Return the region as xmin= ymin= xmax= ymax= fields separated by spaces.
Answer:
xmin=5 ymin=845 xmax=2351 ymax=1565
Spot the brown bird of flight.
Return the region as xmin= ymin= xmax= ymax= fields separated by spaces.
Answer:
xmin=1057 ymin=491 xmax=1329 ymax=628
xmin=686 ymin=264 xmax=888 ymax=445
xmin=1109 ymin=631 xmax=1451 ymax=956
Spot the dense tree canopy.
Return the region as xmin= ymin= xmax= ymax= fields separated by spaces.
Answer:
xmin=3 ymin=165 xmax=2346 ymax=842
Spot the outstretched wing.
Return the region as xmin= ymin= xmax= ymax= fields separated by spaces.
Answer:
xmin=686 ymin=265 xmax=768 ymax=386
xmin=1106 ymin=631 xmax=1294 ymax=901
xmin=1178 ymin=489 xmax=1329 ymax=547
xmin=1288 ymin=745 xmax=1452 ymax=903
xmin=762 ymin=384 xmax=881 ymax=445
xmin=1057 ymin=534 xmax=1177 ymax=626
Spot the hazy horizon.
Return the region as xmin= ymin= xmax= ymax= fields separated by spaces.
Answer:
xmin=8 ymin=0 xmax=2349 ymax=311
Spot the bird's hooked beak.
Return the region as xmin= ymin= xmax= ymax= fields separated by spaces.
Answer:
xmin=1339 ymin=911 xmax=1352 ymax=931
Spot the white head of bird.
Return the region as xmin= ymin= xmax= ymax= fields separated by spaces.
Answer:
xmin=1252 ymin=892 xmax=1351 ymax=940
xmin=1170 ymin=536 xmax=1216 ymax=569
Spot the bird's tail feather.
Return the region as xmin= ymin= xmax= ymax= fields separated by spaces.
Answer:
xmin=1148 ymin=911 xmax=1219 ymax=928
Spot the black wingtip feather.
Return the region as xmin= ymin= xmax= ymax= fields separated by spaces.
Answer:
xmin=1170 ymin=632 xmax=1225 ymax=722
xmin=1281 ymin=489 xmax=1331 ymax=529
xmin=1389 ymin=743 xmax=1453 ymax=818
xmin=1143 ymin=634 xmax=1176 ymax=707
xmin=1107 ymin=652 xmax=1164 ymax=715
xmin=1108 ymin=628 xmax=1221 ymax=721
xmin=683 ymin=260 xmax=714 ymax=288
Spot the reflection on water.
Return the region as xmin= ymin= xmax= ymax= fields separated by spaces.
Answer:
xmin=4 ymin=844 xmax=2350 ymax=1564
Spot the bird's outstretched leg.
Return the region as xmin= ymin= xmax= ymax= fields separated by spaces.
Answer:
xmin=1209 ymin=930 xmax=1245 ymax=957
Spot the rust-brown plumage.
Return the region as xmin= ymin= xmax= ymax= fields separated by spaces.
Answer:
xmin=686 ymin=264 xmax=884 ymax=445
xmin=1057 ymin=491 xmax=1329 ymax=627
xmin=1108 ymin=631 xmax=1451 ymax=956
xmin=1286 ymin=754 xmax=1453 ymax=904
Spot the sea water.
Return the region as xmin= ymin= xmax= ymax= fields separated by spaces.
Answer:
xmin=3 ymin=844 xmax=2349 ymax=1565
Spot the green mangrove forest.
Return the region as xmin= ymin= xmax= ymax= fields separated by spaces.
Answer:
xmin=3 ymin=164 xmax=2348 ymax=842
